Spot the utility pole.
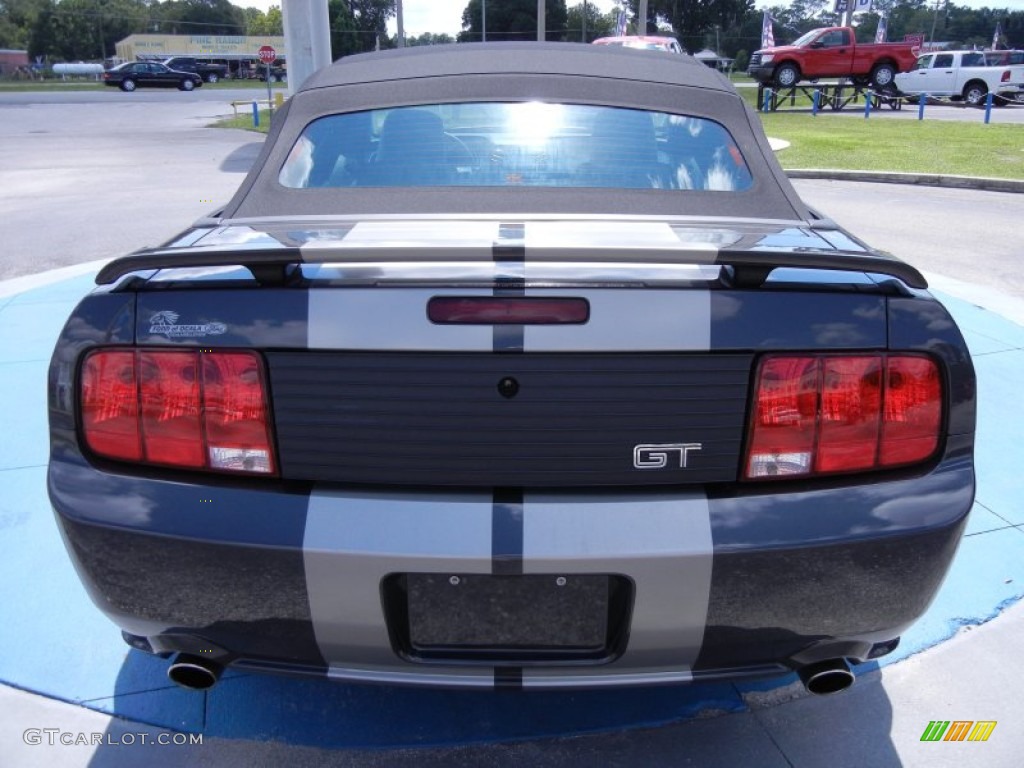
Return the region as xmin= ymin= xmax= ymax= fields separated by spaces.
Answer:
xmin=929 ymin=0 xmax=943 ymax=47
xmin=538 ymin=0 xmax=545 ymax=41
xmin=483 ymin=0 xmax=487 ymax=42
xmin=97 ymin=1 xmax=105 ymax=59
xmin=638 ymin=1 xmax=648 ymax=35
xmin=281 ymin=0 xmax=332 ymax=96
xmin=397 ymin=0 xmax=405 ymax=47
xmin=582 ymin=1 xmax=587 ymax=43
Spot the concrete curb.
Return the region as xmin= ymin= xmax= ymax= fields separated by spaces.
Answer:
xmin=786 ymin=169 xmax=1024 ymax=194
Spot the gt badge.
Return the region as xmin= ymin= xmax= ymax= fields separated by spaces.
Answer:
xmin=633 ymin=443 xmax=703 ymax=469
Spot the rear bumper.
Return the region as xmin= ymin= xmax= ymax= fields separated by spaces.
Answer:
xmin=49 ymin=437 xmax=974 ymax=689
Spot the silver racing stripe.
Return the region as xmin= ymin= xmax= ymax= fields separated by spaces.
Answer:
xmin=303 ymin=218 xmax=717 ymax=352
xmin=303 ymin=489 xmax=713 ymax=687
xmin=520 ymin=492 xmax=713 ymax=686
xmin=304 ymin=488 xmax=494 ymax=683
xmin=525 ymin=220 xmax=720 ymax=263
xmin=493 ymin=221 xmax=526 ymax=352
xmin=308 ymin=287 xmax=710 ymax=352
xmin=307 ymin=287 xmax=493 ymax=351
xmin=295 ymin=219 xmax=724 ymax=262
xmin=524 ymin=289 xmax=710 ymax=351
xmin=309 ymin=220 xmax=499 ymax=259
xmin=300 ymin=218 xmax=716 ymax=686
xmin=525 ymin=220 xmax=681 ymax=250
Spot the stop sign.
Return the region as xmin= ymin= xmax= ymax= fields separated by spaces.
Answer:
xmin=258 ymin=45 xmax=276 ymax=64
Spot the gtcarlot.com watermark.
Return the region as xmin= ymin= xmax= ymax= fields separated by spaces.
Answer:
xmin=23 ymin=728 xmax=202 ymax=747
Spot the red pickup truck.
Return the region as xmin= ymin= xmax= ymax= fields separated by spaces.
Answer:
xmin=748 ymin=26 xmax=919 ymax=90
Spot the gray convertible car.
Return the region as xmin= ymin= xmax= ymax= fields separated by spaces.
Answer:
xmin=48 ymin=43 xmax=975 ymax=695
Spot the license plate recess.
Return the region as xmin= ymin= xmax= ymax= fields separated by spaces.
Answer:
xmin=382 ymin=573 xmax=633 ymax=664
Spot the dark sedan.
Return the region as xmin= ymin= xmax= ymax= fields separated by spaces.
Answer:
xmin=102 ymin=61 xmax=203 ymax=92
xmin=50 ymin=43 xmax=975 ymax=697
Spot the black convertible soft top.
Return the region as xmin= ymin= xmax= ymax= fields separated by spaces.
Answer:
xmin=222 ymin=42 xmax=809 ymax=221
xmin=301 ymin=42 xmax=735 ymax=92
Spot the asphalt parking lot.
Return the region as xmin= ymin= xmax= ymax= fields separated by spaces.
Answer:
xmin=1 ymin=91 xmax=1023 ymax=766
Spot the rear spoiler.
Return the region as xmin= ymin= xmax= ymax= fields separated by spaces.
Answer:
xmin=95 ymin=245 xmax=927 ymax=290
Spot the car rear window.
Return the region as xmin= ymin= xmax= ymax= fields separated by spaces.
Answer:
xmin=278 ymin=102 xmax=752 ymax=192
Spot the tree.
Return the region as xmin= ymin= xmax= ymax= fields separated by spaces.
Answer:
xmin=407 ymin=32 xmax=455 ymax=46
xmin=329 ymin=0 xmax=396 ymax=58
xmin=459 ymin=0 xmax=569 ymax=43
xmin=626 ymin=1 xmax=753 ymax=53
xmin=30 ymin=0 xmax=147 ymax=61
xmin=154 ymin=0 xmax=246 ymax=36
xmin=567 ymin=2 xmax=614 ymax=42
xmin=1 ymin=0 xmax=48 ymax=49
xmin=245 ymin=6 xmax=283 ymax=36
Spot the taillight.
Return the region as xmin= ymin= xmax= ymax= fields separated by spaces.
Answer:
xmin=880 ymin=356 xmax=942 ymax=466
xmin=139 ymin=351 xmax=203 ymax=468
xmin=80 ymin=348 xmax=276 ymax=476
xmin=202 ymin=352 xmax=275 ymax=473
xmin=80 ymin=351 xmax=141 ymax=461
xmin=745 ymin=354 xmax=941 ymax=480
xmin=1001 ymin=69 xmax=1011 ymax=83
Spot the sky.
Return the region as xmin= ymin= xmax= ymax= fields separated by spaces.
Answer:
xmin=232 ymin=1 xmax=1024 ymax=39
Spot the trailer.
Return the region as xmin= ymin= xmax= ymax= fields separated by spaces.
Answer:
xmin=755 ymin=82 xmax=904 ymax=112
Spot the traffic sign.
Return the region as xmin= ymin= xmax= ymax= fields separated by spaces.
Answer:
xmin=258 ymin=46 xmax=276 ymax=64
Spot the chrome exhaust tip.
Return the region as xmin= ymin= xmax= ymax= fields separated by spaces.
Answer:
xmin=167 ymin=654 xmax=223 ymax=691
xmin=798 ymin=658 xmax=855 ymax=695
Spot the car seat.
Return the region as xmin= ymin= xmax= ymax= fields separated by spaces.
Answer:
xmin=366 ymin=108 xmax=452 ymax=186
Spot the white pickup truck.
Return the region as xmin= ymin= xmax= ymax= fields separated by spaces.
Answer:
xmin=895 ymin=50 xmax=1024 ymax=105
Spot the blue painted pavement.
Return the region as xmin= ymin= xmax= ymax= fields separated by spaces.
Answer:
xmin=1 ymin=267 xmax=1022 ymax=749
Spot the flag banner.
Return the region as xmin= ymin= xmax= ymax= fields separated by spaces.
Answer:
xmin=875 ymin=16 xmax=888 ymax=44
xmin=835 ymin=0 xmax=849 ymax=12
xmin=855 ymin=0 xmax=873 ymax=11
xmin=762 ymin=12 xmax=775 ymax=49
xmin=615 ymin=10 xmax=627 ymax=38
xmin=993 ymin=22 xmax=1004 ymax=50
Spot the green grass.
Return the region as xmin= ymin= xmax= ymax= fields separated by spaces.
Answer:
xmin=761 ymin=112 xmax=1024 ymax=179
xmin=0 ymin=80 xmax=104 ymax=91
xmin=734 ymin=84 xmax=1024 ymax=178
xmin=214 ymin=109 xmax=273 ymax=133
xmin=203 ymin=79 xmax=287 ymax=90
xmin=727 ymin=72 xmax=756 ymax=85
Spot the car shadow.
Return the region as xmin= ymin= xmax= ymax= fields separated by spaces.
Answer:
xmin=80 ymin=647 xmax=900 ymax=765
xmin=219 ymin=143 xmax=263 ymax=174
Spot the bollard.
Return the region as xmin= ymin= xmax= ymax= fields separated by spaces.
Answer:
xmin=252 ymin=101 xmax=259 ymax=128
xmin=762 ymin=88 xmax=772 ymax=113
xmin=985 ymin=92 xmax=993 ymax=124
xmin=275 ymin=92 xmax=284 ymax=109
xmin=918 ymin=93 xmax=926 ymax=120
xmin=864 ymin=92 xmax=872 ymax=119
xmin=812 ymin=89 xmax=820 ymax=116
